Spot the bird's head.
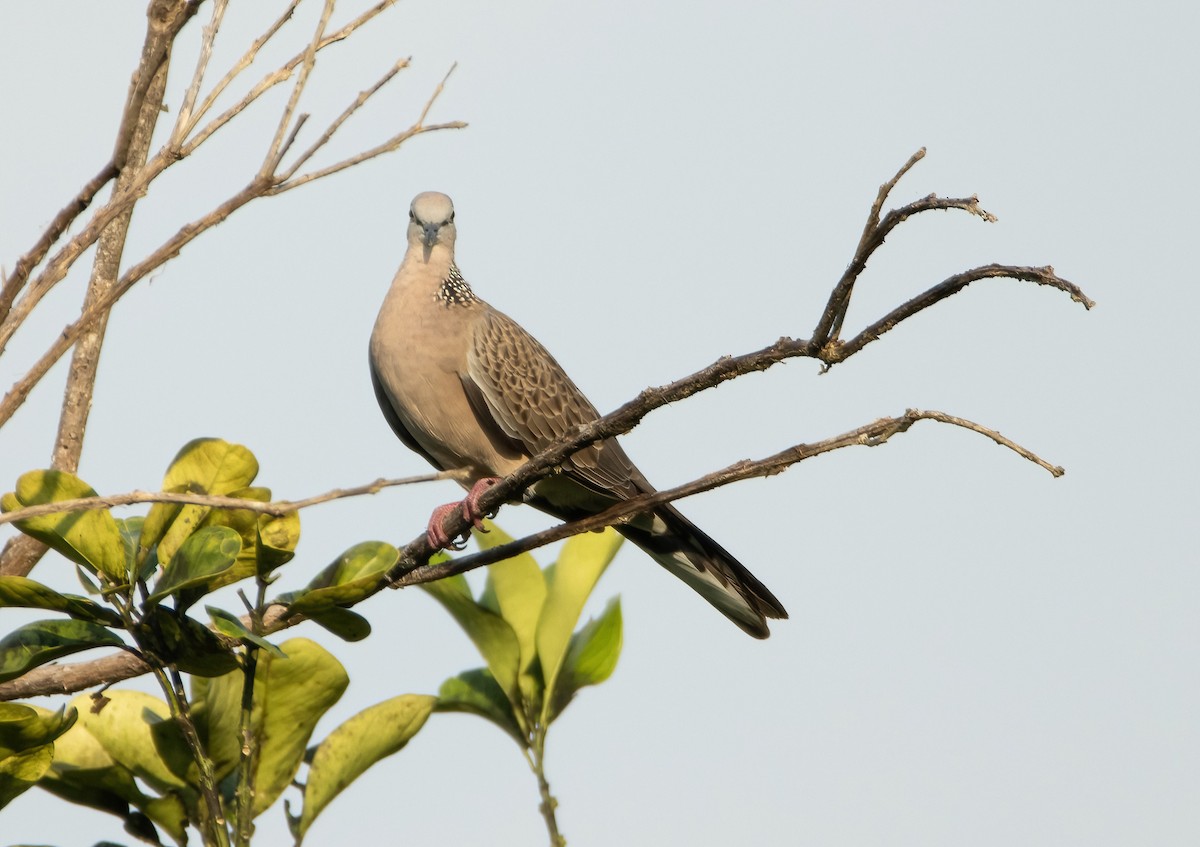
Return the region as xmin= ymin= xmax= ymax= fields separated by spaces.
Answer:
xmin=408 ymin=191 xmax=457 ymax=263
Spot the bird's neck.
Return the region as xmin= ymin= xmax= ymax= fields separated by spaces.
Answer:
xmin=436 ymin=264 xmax=478 ymax=306
xmin=397 ymin=246 xmax=477 ymax=306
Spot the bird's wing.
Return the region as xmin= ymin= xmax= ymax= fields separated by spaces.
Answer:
xmin=465 ymin=306 xmax=641 ymax=500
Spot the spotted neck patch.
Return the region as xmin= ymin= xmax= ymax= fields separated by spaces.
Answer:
xmin=437 ymin=265 xmax=477 ymax=306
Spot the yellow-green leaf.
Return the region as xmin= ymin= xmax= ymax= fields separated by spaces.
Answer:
xmin=548 ymin=597 xmax=623 ymax=723
xmin=0 ymin=620 xmax=125 ymax=684
xmin=189 ymin=639 xmax=349 ymax=816
xmin=536 ymin=528 xmax=623 ymax=725
xmin=252 ymin=639 xmax=349 ymax=815
xmin=287 ymin=541 xmax=398 ymax=614
xmin=435 ymin=668 xmax=525 ymax=747
xmin=141 ymin=438 xmax=258 ymax=566
xmin=0 ymin=702 xmax=77 ymax=758
xmin=149 ymin=525 xmax=242 ymax=606
xmin=476 ymin=521 xmax=546 ymax=702
xmin=0 ymin=742 xmax=52 ymax=808
xmin=0 ymin=575 xmax=122 ymax=626
xmin=257 ymin=510 xmax=300 ymax=575
xmin=72 ymin=691 xmax=193 ymax=795
xmin=2 ymin=469 xmax=125 ymax=581
xmin=296 ymin=694 xmax=436 ymax=842
xmin=421 ymin=575 xmax=523 ymax=721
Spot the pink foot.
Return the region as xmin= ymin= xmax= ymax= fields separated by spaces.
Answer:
xmin=425 ymin=477 xmax=500 ymax=550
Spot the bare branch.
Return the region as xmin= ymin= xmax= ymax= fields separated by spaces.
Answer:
xmin=815 ymin=148 xmax=1003 ymax=345
xmin=0 ymin=0 xmax=397 ymax=359
xmin=181 ymin=0 xmax=398 ymax=155
xmin=274 ymin=64 xmax=464 ymax=192
xmin=0 ymin=161 xmax=118 ymax=326
xmin=835 ymin=263 xmax=1094 ymax=361
xmin=277 ymin=56 xmax=412 ymax=182
xmin=172 ymin=0 xmax=229 ymax=139
xmin=0 ymin=471 xmax=466 ymax=527
xmin=387 ymin=408 xmax=1063 ymax=587
xmin=179 ymin=0 xmax=301 ymax=139
xmin=0 ymin=408 xmax=1062 ymax=701
xmin=260 ymin=0 xmax=335 ymax=177
xmin=1 ymin=0 xmax=200 ymax=579
xmin=0 ymin=112 xmax=465 ymax=432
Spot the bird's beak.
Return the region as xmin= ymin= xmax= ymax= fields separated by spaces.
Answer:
xmin=422 ymin=223 xmax=439 ymax=262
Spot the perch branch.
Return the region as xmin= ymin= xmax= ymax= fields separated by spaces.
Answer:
xmin=0 ymin=407 xmax=1062 ymax=701
xmin=389 ymin=408 xmax=1062 ymax=587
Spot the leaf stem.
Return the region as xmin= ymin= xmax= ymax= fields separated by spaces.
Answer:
xmin=158 ymin=665 xmax=231 ymax=847
xmin=233 ymin=644 xmax=260 ymax=847
xmin=524 ymin=728 xmax=565 ymax=847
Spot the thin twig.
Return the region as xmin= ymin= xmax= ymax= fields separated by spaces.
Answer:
xmin=0 ymin=471 xmax=466 ymax=527
xmin=274 ymin=63 xmax=463 ymax=192
xmin=0 ymin=110 xmax=465 ymax=432
xmin=836 ymin=263 xmax=1094 ymax=361
xmin=0 ymin=407 xmax=1065 ymax=701
xmin=182 ymin=0 xmax=396 ymax=155
xmin=260 ymin=0 xmax=334 ymax=177
xmin=183 ymin=0 xmax=301 ymax=139
xmin=388 ymin=408 xmax=1063 ymax=587
xmin=0 ymin=0 xmax=395 ymax=359
xmin=172 ymin=0 xmax=229 ymax=142
xmin=0 ymin=161 xmax=118 ymax=325
xmin=278 ymin=56 xmax=412 ymax=182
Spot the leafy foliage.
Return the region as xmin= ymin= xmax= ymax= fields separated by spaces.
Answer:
xmin=426 ymin=521 xmax=625 ymax=741
xmin=0 ymin=442 xmax=627 ymax=846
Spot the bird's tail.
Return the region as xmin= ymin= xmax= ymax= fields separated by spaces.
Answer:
xmin=617 ymin=504 xmax=788 ymax=638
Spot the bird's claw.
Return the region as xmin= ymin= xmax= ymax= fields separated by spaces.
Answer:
xmin=425 ymin=477 xmax=502 ymax=551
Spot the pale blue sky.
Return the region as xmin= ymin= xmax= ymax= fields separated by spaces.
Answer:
xmin=1 ymin=1 xmax=1197 ymax=845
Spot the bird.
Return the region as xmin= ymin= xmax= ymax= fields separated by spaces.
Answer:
xmin=369 ymin=191 xmax=787 ymax=637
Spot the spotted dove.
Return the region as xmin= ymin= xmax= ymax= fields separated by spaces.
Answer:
xmin=369 ymin=192 xmax=787 ymax=637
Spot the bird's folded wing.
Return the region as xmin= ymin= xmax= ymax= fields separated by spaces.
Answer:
xmin=465 ymin=308 xmax=641 ymax=499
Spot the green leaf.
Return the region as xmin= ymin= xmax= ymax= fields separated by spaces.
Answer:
xmin=435 ymin=668 xmax=525 ymax=747
xmin=40 ymin=705 xmax=191 ymax=844
xmin=548 ymin=597 xmax=623 ymax=723
xmin=257 ymin=510 xmax=300 ymax=575
xmin=116 ymin=516 xmax=159 ymax=584
xmin=536 ymin=528 xmax=623 ymax=725
xmin=476 ymin=521 xmax=546 ymax=702
xmin=296 ymin=694 xmax=436 ymax=842
xmin=1 ymin=469 xmax=126 ymax=581
xmin=0 ymin=703 xmax=77 ymax=755
xmin=0 ymin=742 xmax=52 ymax=808
xmin=0 ymin=701 xmax=76 ymax=806
xmin=193 ymin=639 xmax=349 ymax=817
xmin=420 ymin=575 xmax=523 ymax=720
xmin=253 ymin=639 xmax=349 ymax=815
xmin=133 ymin=608 xmax=239 ymax=678
xmin=0 ymin=620 xmax=125 ymax=684
xmin=206 ymin=606 xmax=285 ymax=657
xmin=148 ymin=525 xmax=242 ymax=607
xmin=304 ymin=607 xmax=371 ymax=642
xmin=193 ymin=485 xmax=270 ymax=590
xmin=0 ymin=575 xmax=123 ymax=626
xmin=140 ymin=438 xmax=259 ymax=566
xmin=73 ymin=691 xmax=193 ymax=795
xmin=286 ymin=541 xmax=398 ymax=615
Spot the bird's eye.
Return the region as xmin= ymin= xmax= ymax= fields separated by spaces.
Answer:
xmin=447 ymin=212 xmax=455 ymax=223
xmin=408 ymin=209 xmax=416 ymax=221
